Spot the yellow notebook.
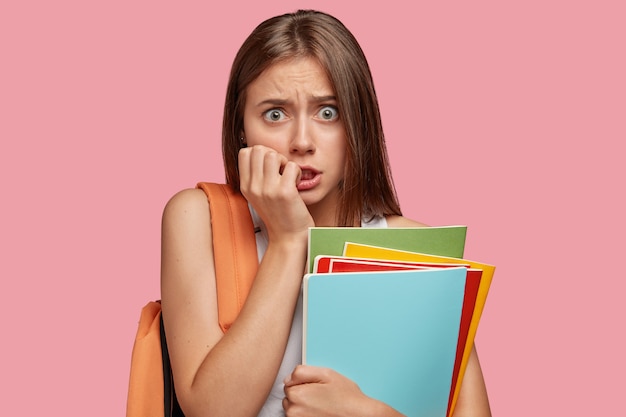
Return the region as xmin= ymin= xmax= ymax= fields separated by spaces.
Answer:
xmin=343 ymin=242 xmax=495 ymax=417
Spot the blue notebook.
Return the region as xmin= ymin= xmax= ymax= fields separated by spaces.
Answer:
xmin=302 ymin=268 xmax=467 ymax=417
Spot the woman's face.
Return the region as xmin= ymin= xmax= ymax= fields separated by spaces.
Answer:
xmin=242 ymin=57 xmax=347 ymax=212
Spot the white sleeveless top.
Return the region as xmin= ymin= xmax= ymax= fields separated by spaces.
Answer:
xmin=249 ymin=207 xmax=388 ymax=417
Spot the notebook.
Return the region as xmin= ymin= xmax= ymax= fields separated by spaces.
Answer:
xmin=303 ymin=267 xmax=467 ymax=417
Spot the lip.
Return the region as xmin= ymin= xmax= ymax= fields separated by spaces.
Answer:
xmin=296 ymin=166 xmax=321 ymax=191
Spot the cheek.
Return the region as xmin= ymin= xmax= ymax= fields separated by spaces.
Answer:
xmin=244 ymin=118 xmax=286 ymax=149
xmin=246 ymin=131 xmax=290 ymax=153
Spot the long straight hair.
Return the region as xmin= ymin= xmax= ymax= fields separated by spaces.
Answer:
xmin=222 ymin=10 xmax=401 ymax=226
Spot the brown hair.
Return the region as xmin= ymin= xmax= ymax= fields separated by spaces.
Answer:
xmin=222 ymin=9 xmax=401 ymax=226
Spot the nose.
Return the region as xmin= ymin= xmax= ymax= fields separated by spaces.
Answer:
xmin=289 ymin=119 xmax=315 ymax=155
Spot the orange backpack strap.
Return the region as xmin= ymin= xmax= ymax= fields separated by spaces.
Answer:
xmin=126 ymin=301 xmax=165 ymax=417
xmin=196 ymin=182 xmax=259 ymax=332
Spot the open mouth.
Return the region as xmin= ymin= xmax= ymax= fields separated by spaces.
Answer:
xmin=297 ymin=167 xmax=321 ymax=191
xmin=300 ymin=169 xmax=317 ymax=180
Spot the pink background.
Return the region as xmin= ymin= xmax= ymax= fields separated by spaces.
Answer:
xmin=1 ymin=0 xmax=624 ymax=415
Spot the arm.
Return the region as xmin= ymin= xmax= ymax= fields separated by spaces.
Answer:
xmin=451 ymin=345 xmax=491 ymax=417
xmin=161 ymin=148 xmax=313 ymax=417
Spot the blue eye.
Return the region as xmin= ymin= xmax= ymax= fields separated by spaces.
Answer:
xmin=318 ymin=106 xmax=339 ymax=121
xmin=263 ymin=109 xmax=286 ymax=122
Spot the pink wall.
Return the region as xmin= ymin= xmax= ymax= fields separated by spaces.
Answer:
xmin=1 ymin=1 xmax=624 ymax=415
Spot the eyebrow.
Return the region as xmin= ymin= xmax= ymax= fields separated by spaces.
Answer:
xmin=255 ymin=95 xmax=337 ymax=107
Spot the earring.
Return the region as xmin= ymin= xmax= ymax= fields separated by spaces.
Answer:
xmin=240 ymin=137 xmax=246 ymax=146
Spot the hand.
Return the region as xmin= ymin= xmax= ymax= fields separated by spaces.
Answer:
xmin=238 ymin=145 xmax=314 ymax=242
xmin=283 ymin=365 xmax=387 ymax=417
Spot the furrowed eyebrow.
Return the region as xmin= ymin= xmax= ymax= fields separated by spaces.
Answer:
xmin=310 ymin=95 xmax=337 ymax=103
xmin=256 ymin=99 xmax=289 ymax=107
xmin=255 ymin=95 xmax=337 ymax=107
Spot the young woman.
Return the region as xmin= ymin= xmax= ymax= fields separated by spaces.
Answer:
xmin=160 ymin=10 xmax=491 ymax=417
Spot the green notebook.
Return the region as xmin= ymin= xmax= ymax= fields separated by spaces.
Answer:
xmin=307 ymin=225 xmax=467 ymax=273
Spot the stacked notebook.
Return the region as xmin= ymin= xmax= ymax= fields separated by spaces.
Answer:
xmin=303 ymin=226 xmax=494 ymax=417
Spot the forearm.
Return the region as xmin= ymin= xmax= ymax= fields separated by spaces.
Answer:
xmin=183 ymin=237 xmax=307 ymax=417
xmin=450 ymin=345 xmax=491 ymax=417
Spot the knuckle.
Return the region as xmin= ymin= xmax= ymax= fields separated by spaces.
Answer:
xmin=264 ymin=150 xmax=279 ymax=163
xmin=285 ymin=385 xmax=302 ymax=403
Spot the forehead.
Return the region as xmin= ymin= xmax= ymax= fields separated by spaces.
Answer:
xmin=246 ymin=57 xmax=335 ymax=99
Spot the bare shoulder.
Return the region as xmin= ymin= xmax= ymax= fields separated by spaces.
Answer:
xmin=161 ymin=188 xmax=212 ymax=260
xmin=160 ymin=188 xmax=216 ymax=319
xmin=386 ymin=215 xmax=429 ymax=228
xmin=162 ymin=187 xmax=210 ymax=223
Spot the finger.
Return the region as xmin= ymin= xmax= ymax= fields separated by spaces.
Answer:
xmin=262 ymin=149 xmax=286 ymax=182
xmin=282 ymin=396 xmax=289 ymax=412
xmin=249 ymin=146 xmax=269 ymax=188
xmin=280 ymin=161 xmax=302 ymax=186
xmin=277 ymin=154 xmax=290 ymax=176
xmin=284 ymin=365 xmax=327 ymax=387
xmin=238 ymin=147 xmax=251 ymax=188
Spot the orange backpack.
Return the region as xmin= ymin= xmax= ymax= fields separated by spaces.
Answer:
xmin=126 ymin=182 xmax=259 ymax=417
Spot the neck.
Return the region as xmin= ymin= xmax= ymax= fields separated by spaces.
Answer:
xmin=306 ymin=201 xmax=336 ymax=226
xmin=307 ymin=193 xmax=341 ymax=227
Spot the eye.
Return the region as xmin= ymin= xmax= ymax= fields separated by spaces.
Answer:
xmin=263 ymin=109 xmax=286 ymax=122
xmin=317 ymin=106 xmax=339 ymax=121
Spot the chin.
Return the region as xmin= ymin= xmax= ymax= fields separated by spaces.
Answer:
xmin=300 ymin=187 xmax=339 ymax=210
xmin=300 ymin=193 xmax=321 ymax=207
